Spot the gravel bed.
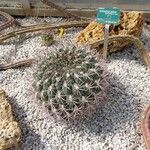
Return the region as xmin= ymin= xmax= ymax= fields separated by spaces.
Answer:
xmin=0 ymin=17 xmax=150 ymax=150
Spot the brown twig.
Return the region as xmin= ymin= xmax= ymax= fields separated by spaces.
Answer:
xmin=88 ymin=35 xmax=150 ymax=68
xmin=0 ymin=20 xmax=90 ymax=43
xmin=41 ymin=0 xmax=92 ymax=21
xmin=0 ymin=58 xmax=36 ymax=71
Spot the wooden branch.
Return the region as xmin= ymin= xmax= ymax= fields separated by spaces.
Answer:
xmin=41 ymin=0 xmax=92 ymax=20
xmin=0 ymin=20 xmax=90 ymax=43
xmin=0 ymin=58 xmax=36 ymax=71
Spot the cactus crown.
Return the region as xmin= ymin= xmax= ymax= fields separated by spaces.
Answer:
xmin=33 ymin=47 xmax=108 ymax=120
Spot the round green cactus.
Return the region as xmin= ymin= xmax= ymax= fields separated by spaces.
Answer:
xmin=33 ymin=47 xmax=109 ymax=120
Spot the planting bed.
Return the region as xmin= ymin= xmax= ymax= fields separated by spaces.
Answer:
xmin=0 ymin=17 xmax=150 ymax=150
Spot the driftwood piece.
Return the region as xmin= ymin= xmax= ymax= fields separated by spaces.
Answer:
xmin=0 ymin=58 xmax=36 ymax=71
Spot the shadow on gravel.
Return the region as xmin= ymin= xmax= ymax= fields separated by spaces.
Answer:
xmin=62 ymin=74 xmax=140 ymax=137
xmin=7 ymin=96 xmax=45 ymax=150
xmin=2 ymin=48 xmax=143 ymax=149
xmin=3 ymin=75 xmax=141 ymax=149
xmin=107 ymin=44 xmax=146 ymax=66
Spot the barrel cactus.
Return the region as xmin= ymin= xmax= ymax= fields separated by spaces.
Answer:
xmin=33 ymin=47 xmax=109 ymax=121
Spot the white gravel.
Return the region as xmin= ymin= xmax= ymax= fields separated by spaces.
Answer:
xmin=0 ymin=17 xmax=150 ymax=150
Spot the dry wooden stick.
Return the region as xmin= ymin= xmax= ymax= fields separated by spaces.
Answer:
xmin=0 ymin=58 xmax=36 ymax=71
xmin=41 ymin=0 xmax=92 ymax=21
xmin=88 ymin=35 xmax=150 ymax=68
xmin=0 ymin=20 xmax=90 ymax=43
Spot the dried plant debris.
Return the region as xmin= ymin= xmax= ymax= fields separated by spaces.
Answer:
xmin=0 ymin=89 xmax=21 ymax=150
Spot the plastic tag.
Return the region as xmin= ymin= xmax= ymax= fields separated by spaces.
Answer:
xmin=96 ymin=7 xmax=120 ymax=25
xmin=96 ymin=7 xmax=120 ymax=59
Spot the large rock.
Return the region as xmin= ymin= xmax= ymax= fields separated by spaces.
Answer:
xmin=0 ymin=89 xmax=21 ymax=150
xmin=76 ymin=11 xmax=144 ymax=53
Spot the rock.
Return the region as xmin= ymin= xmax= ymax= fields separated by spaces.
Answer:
xmin=0 ymin=89 xmax=21 ymax=150
xmin=76 ymin=11 xmax=144 ymax=53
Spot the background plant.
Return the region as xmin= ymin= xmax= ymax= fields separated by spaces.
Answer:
xmin=41 ymin=33 xmax=54 ymax=46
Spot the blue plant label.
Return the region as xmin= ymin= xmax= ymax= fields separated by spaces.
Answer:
xmin=96 ymin=7 xmax=120 ymax=25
